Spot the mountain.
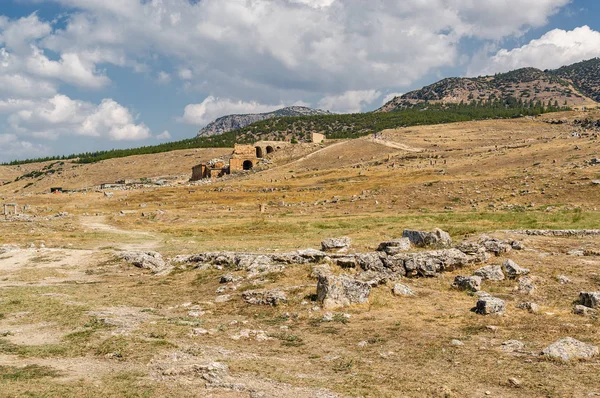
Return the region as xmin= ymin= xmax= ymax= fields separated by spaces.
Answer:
xmin=197 ymin=106 xmax=331 ymax=137
xmin=552 ymin=58 xmax=600 ymax=103
xmin=379 ymin=64 xmax=599 ymax=112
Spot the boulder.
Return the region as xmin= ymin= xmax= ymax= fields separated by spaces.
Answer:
xmin=556 ymin=275 xmax=571 ymax=284
xmin=502 ymin=259 xmax=530 ymax=279
xmin=392 ymin=283 xmax=414 ymax=296
xmin=402 ymin=228 xmax=452 ymax=248
xmin=377 ymin=238 xmax=411 ymax=255
xmin=242 ymin=289 xmax=287 ymax=306
xmin=321 ymin=237 xmax=352 ymax=252
xmin=317 ymin=274 xmax=371 ymax=309
xmin=452 ymin=275 xmax=482 ymax=292
xmin=479 ymin=235 xmax=512 ymax=256
xmin=573 ymin=305 xmax=598 ymax=316
xmin=220 ymin=274 xmax=242 ymax=284
xmin=542 ymin=337 xmax=599 ymax=361
xmin=404 ymin=249 xmax=469 ymax=277
xmin=474 ymin=265 xmax=505 ymax=281
xmin=510 ymin=241 xmax=525 ymax=250
xmin=517 ymin=276 xmax=536 ymax=295
xmin=517 ymin=302 xmax=539 ymax=314
xmin=119 ymin=251 xmax=170 ymax=274
xmin=500 ymin=340 xmax=525 ymax=352
xmin=455 ymin=242 xmax=490 ymax=264
xmin=475 ymin=296 xmax=505 ymax=315
xmin=579 ymin=292 xmax=600 ymax=309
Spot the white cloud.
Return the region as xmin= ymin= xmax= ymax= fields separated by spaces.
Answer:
xmin=157 ymin=71 xmax=171 ymax=84
xmin=156 ymin=130 xmax=171 ymax=140
xmin=181 ymin=96 xmax=282 ymax=126
xmin=468 ymin=25 xmax=600 ymax=76
xmin=178 ymin=68 xmax=192 ymax=80
xmin=0 ymin=133 xmax=50 ymax=163
xmin=8 ymin=95 xmax=151 ymax=141
xmin=318 ymin=90 xmax=381 ymax=114
xmin=381 ymin=92 xmax=403 ymax=105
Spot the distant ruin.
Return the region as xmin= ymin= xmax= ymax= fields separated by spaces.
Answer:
xmin=191 ymin=141 xmax=289 ymax=181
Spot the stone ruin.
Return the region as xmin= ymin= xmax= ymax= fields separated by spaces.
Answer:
xmin=191 ymin=141 xmax=289 ymax=181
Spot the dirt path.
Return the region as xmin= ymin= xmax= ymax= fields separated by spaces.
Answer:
xmin=365 ymin=136 xmax=423 ymax=152
xmin=79 ymin=215 xmax=161 ymax=251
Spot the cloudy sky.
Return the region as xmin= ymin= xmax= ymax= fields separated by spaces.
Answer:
xmin=0 ymin=0 xmax=599 ymax=162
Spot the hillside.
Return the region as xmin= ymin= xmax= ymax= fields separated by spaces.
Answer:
xmin=379 ymin=66 xmax=598 ymax=112
xmin=3 ymin=111 xmax=600 ymax=397
xmin=197 ymin=106 xmax=331 ymax=137
xmin=553 ymin=58 xmax=600 ymax=103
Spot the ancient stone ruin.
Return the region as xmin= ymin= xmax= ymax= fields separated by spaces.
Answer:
xmin=191 ymin=141 xmax=289 ymax=181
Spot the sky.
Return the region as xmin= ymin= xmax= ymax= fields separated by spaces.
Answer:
xmin=0 ymin=0 xmax=599 ymax=162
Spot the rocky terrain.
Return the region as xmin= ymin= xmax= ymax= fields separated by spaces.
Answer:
xmin=379 ymin=62 xmax=599 ymax=111
xmin=2 ymin=110 xmax=600 ymax=396
xmin=197 ymin=106 xmax=331 ymax=137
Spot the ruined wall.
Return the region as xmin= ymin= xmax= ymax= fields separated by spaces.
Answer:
xmin=312 ymin=132 xmax=325 ymax=143
xmin=191 ymin=164 xmax=207 ymax=181
xmin=232 ymin=144 xmax=256 ymax=159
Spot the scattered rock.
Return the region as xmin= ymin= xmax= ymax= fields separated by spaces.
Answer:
xmin=242 ymin=289 xmax=287 ymax=306
xmin=311 ymin=264 xmax=333 ymax=278
xmin=119 ymin=251 xmax=170 ymax=274
xmin=573 ymin=305 xmax=598 ymax=316
xmin=479 ymin=235 xmax=512 ymax=256
xmin=517 ymin=302 xmax=539 ymax=313
xmin=230 ymin=329 xmax=271 ymax=341
xmin=392 ymin=283 xmax=414 ymax=296
xmin=508 ymin=377 xmax=521 ymax=388
xmin=317 ymin=274 xmax=371 ymax=309
xmin=321 ymin=237 xmax=352 ymax=252
xmin=579 ymin=292 xmax=600 ymax=309
xmin=474 ymin=265 xmax=505 ymax=281
xmin=542 ymin=337 xmax=599 ymax=361
xmin=402 ymin=228 xmax=452 ymax=248
xmin=452 ymin=275 xmax=482 ymax=292
xmin=556 ymin=275 xmax=571 ymax=284
xmin=510 ymin=241 xmax=525 ymax=250
xmin=403 ymin=249 xmax=470 ymax=277
xmin=500 ymin=340 xmax=525 ymax=352
xmin=475 ymin=296 xmax=506 ymax=315
xmin=220 ymin=274 xmax=243 ymax=284
xmin=377 ymin=238 xmax=411 ymax=255
xmin=214 ymin=295 xmax=231 ymax=303
xmin=502 ymin=259 xmax=530 ymax=279
xmin=517 ymin=276 xmax=536 ymax=295
xmin=450 ymin=339 xmax=464 ymax=346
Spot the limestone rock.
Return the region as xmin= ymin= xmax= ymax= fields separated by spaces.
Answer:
xmin=392 ymin=283 xmax=414 ymax=296
xmin=475 ymin=296 xmax=506 ymax=315
xmin=542 ymin=337 xmax=599 ymax=361
xmin=317 ymin=274 xmax=371 ymax=309
xmin=556 ymin=275 xmax=571 ymax=284
xmin=119 ymin=251 xmax=170 ymax=274
xmin=474 ymin=265 xmax=505 ymax=281
xmin=377 ymin=238 xmax=411 ymax=255
xmin=242 ymin=289 xmax=287 ymax=306
xmin=453 ymin=275 xmax=482 ymax=292
xmin=404 ymin=249 xmax=469 ymax=277
xmin=500 ymin=340 xmax=525 ymax=352
xmin=517 ymin=276 xmax=536 ymax=295
xmin=402 ymin=228 xmax=452 ymax=248
xmin=321 ymin=237 xmax=352 ymax=252
xmin=479 ymin=235 xmax=512 ymax=256
xmin=220 ymin=274 xmax=243 ymax=284
xmin=510 ymin=241 xmax=525 ymax=250
xmin=517 ymin=302 xmax=539 ymax=314
xmin=579 ymin=292 xmax=600 ymax=309
xmin=502 ymin=259 xmax=530 ymax=279
xmin=573 ymin=305 xmax=598 ymax=316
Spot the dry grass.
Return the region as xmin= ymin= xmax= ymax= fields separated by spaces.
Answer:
xmin=1 ymin=111 xmax=600 ymax=396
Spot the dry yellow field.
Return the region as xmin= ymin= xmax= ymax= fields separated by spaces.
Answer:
xmin=1 ymin=111 xmax=600 ymax=397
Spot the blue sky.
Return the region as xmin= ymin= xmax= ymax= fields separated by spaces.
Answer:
xmin=0 ymin=0 xmax=599 ymax=162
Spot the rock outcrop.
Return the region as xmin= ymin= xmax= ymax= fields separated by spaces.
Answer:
xmin=542 ymin=337 xmax=599 ymax=361
xmin=317 ymin=274 xmax=371 ymax=309
xmin=402 ymin=228 xmax=452 ymax=248
xmin=119 ymin=251 xmax=170 ymax=274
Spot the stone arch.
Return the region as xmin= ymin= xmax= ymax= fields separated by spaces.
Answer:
xmin=243 ymin=160 xmax=254 ymax=170
xmin=255 ymin=147 xmax=264 ymax=158
xmin=266 ymin=146 xmax=274 ymax=154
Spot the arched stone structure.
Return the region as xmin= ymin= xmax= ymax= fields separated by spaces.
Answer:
xmin=243 ymin=160 xmax=254 ymax=170
xmin=266 ymin=146 xmax=274 ymax=154
xmin=256 ymin=146 xmax=264 ymax=158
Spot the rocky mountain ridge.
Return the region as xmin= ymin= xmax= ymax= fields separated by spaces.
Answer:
xmin=379 ymin=60 xmax=600 ymax=112
xmin=197 ymin=106 xmax=331 ymax=137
